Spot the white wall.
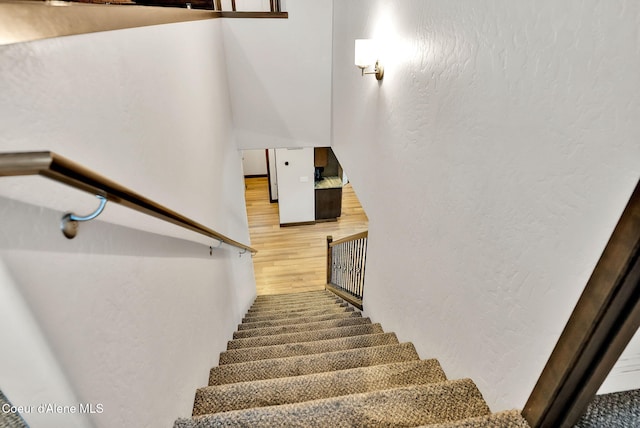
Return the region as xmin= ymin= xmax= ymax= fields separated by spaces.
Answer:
xmin=0 ymin=260 xmax=91 ymax=427
xmin=0 ymin=19 xmax=256 ymax=428
xmin=222 ymin=0 xmax=332 ymax=149
xmin=599 ymin=330 xmax=640 ymax=395
xmin=332 ymin=0 xmax=640 ymax=411
xmin=242 ymin=149 xmax=268 ymax=175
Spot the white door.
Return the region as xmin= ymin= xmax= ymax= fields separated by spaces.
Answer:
xmin=275 ymin=148 xmax=315 ymax=224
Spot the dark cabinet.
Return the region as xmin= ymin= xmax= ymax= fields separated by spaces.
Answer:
xmin=314 ymin=147 xmax=343 ymax=221
xmin=315 ymin=187 xmax=342 ymax=220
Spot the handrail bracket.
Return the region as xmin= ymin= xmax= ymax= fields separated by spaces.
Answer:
xmin=61 ymin=195 xmax=108 ymax=239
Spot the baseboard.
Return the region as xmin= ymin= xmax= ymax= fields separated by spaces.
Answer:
xmin=315 ymin=218 xmax=338 ymax=223
xmin=279 ymin=221 xmax=316 ymax=227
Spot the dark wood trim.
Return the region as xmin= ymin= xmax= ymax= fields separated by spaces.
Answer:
xmin=265 ymin=149 xmax=277 ymax=203
xmin=129 ymin=0 xmax=213 ymax=9
xmin=326 ymin=236 xmax=333 ymax=284
xmin=218 ymin=11 xmax=288 ymax=18
xmin=325 ymin=283 xmax=363 ymax=310
xmin=330 ymin=230 xmax=368 ymax=247
xmin=315 ymin=218 xmax=338 ymax=223
xmin=279 ymin=221 xmax=316 ymax=228
xmin=244 ymin=174 xmax=268 ymax=179
xmin=0 ymin=2 xmax=286 ymax=46
xmin=0 ymin=2 xmax=216 ymax=46
xmin=523 ymin=179 xmax=640 ymax=428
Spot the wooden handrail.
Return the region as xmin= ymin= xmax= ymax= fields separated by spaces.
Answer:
xmin=0 ymin=2 xmax=287 ymax=47
xmin=0 ymin=151 xmax=257 ymax=254
xmin=329 ymin=230 xmax=368 ymax=247
xmin=523 ymin=179 xmax=640 ymax=427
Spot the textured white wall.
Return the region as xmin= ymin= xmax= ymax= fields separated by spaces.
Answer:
xmin=0 ymin=19 xmax=256 ymax=427
xmin=242 ymin=149 xmax=268 ymax=175
xmin=332 ymin=0 xmax=640 ymax=411
xmin=222 ymin=0 xmax=332 ymax=149
xmin=0 ymin=260 xmax=91 ymax=427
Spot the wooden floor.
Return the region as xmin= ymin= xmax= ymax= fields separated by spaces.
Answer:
xmin=245 ymin=177 xmax=369 ymax=296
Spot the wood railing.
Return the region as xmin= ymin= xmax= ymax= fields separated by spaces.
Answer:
xmin=70 ymin=0 xmax=283 ymax=12
xmin=0 ymin=1 xmax=287 ymax=47
xmin=523 ymin=179 xmax=640 ymax=427
xmin=216 ymin=0 xmax=281 ymax=12
xmin=326 ymin=231 xmax=368 ymax=309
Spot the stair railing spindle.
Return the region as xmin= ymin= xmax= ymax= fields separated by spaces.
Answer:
xmin=325 ymin=231 xmax=368 ymax=310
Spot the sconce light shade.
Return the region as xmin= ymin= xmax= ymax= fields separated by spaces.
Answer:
xmin=354 ymin=39 xmax=384 ymax=80
xmin=355 ymin=39 xmax=376 ymax=69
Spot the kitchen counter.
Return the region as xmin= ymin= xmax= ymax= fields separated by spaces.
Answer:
xmin=314 ymin=176 xmax=343 ymax=189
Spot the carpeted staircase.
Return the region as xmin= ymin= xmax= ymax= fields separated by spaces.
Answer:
xmin=174 ymin=290 xmax=530 ymax=427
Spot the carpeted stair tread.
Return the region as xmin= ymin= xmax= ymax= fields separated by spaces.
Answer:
xmin=420 ymin=410 xmax=531 ymax=427
xmin=210 ymin=342 xmax=420 ymax=385
xmin=227 ymin=323 xmax=384 ymax=349
xmin=574 ymin=389 xmax=640 ymax=428
xmin=252 ymin=292 xmax=339 ymax=302
xmin=193 ymin=359 xmax=447 ymax=415
xmin=247 ymin=300 xmax=345 ymax=314
xmin=238 ymin=311 xmax=362 ymax=330
xmin=175 ymin=379 xmax=490 ymax=428
xmin=0 ymin=390 xmax=29 ymax=428
xmin=253 ymin=290 xmax=335 ymax=303
xmin=244 ymin=301 xmax=348 ymax=317
xmin=255 ymin=289 xmax=331 ymax=298
xmin=177 ymin=291 xmax=525 ymax=428
xmin=233 ymin=316 xmax=372 ymax=339
xmin=220 ymin=332 xmax=399 ymax=365
xmin=249 ymin=296 xmax=343 ymax=309
xmin=242 ymin=306 xmax=354 ymax=323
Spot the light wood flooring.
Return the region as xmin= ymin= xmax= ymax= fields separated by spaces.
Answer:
xmin=245 ymin=177 xmax=368 ymax=296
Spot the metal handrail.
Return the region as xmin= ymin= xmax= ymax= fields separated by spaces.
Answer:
xmin=0 ymin=151 xmax=256 ymax=255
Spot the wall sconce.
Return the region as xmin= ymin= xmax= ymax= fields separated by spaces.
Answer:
xmin=354 ymin=39 xmax=384 ymax=80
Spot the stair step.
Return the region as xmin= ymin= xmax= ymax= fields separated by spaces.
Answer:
xmin=244 ymin=301 xmax=348 ymax=317
xmin=233 ymin=316 xmax=372 ymax=339
xmin=175 ymin=379 xmax=490 ymax=428
xmin=249 ymin=296 xmax=342 ymax=310
xmin=248 ymin=299 xmax=344 ymax=313
xmin=210 ymin=342 xmax=419 ymax=385
xmin=419 ymin=409 xmax=530 ymax=427
xmin=238 ymin=311 xmax=362 ymax=330
xmin=227 ymin=323 xmax=384 ymax=350
xmin=193 ymin=359 xmax=447 ymax=415
xmin=253 ymin=290 xmax=334 ymax=303
xmin=220 ymin=332 xmax=399 ymax=364
xmin=242 ymin=306 xmax=354 ymax=323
